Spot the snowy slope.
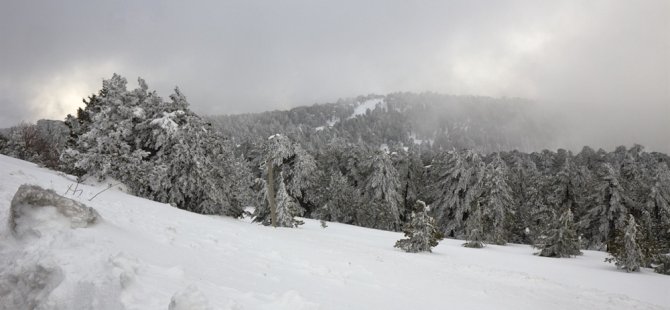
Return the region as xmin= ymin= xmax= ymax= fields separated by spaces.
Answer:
xmin=349 ymin=98 xmax=386 ymax=119
xmin=0 ymin=154 xmax=668 ymax=310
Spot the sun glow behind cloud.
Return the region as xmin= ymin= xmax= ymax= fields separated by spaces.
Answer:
xmin=27 ymin=62 xmax=120 ymax=120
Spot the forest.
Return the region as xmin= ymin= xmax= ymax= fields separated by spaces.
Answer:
xmin=1 ymin=74 xmax=668 ymax=274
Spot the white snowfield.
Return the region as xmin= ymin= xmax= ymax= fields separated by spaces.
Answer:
xmin=0 ymin=154 xmax=668 ymax=310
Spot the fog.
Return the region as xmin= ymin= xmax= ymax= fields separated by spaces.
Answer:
xmin=0 ymin=0 xmax=668 ymax=152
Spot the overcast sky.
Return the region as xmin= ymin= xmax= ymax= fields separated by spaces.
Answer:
xmin=1 ymin=0 xmax=668 ymax=152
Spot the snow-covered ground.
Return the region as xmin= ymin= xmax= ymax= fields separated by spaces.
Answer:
xmin=349 ymin=98 xmax=386 ymax=119
xmin=0 ymin=154 xmax=668 ymax=310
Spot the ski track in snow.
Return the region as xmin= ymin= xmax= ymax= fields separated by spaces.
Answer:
xmin=0 ymin=154 xmax=668 ymax=309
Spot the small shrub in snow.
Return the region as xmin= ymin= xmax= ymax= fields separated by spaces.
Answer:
xmin=395 ymin=201 xmax=443 ymax=253
xmin=652 ymin=254 xmax=670 ymax=275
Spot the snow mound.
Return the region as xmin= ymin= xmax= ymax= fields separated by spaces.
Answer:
xmin=168 ymin=285 xmax=212 ymax=310
xmin=262 ymin=290 xmax=320 ymax=310
xmin=9 ymin=184 xmax=100 ymax=237
xmin=0 ymin=257 xmax=64 ymax=310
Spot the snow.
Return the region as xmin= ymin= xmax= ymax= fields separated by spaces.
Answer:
xmin=326 ymin=117 xmax=339 ymax=127
xmin=349 ymin=98 xmax=386 ymax=119
xmin=314 ymin=126 xmax=325 ymax=132
xmin=150 ymin=111 xmax=184 ymax=134
xmin=409 ymin=132 xmax=434 ymax=146
xmin=0 ymin=154 xmax=669 ymax=309
xmin=132 ymin=107 xmax=145 ymax=119
xmin=379 ymin=143 xmax=389 ymax=153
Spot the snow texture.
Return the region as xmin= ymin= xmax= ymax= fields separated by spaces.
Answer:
xmin=0 ymin=154 xmax=669 ymax=309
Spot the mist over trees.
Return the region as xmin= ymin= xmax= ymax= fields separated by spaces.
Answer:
xmin=1 ymin=74 xmax=669 ymax=274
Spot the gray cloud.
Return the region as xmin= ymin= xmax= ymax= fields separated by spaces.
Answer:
xmin=0 ymin=0 xmax=668 ymax=152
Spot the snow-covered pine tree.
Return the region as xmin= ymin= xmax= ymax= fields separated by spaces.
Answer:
xmin=428 ymin=150 xmax=484 ymax=238
xmin=395 ymin=201 xmax=443 ymax=253
xmin=581 ymin=163 xmax=630 ymax=250
xmin=285 ymin=144 xmax=318 ymax=206
xmin=390 ymin=146 xmax=425 ymax=222
xmin=547 ymin=156 xmax=582 ymax=218
xmin=253 ymin=134 xmax=309 ymax=227
xmin=535 ymin=208 xmax=582 ymax=257
xmin=253 ymin=134 xmax=294 ymax=226
xmin=645 ymin=163 xmax=670 ymax=254
xmin=358 ymin=149 xmax=402 ymax=231
xmin=66 ymin=74 xmax=152 ymax=188
xmin=463 ymin=200 xmax=485 ymax=248
xmin=275 ymin=172 xmax=304 ymax=227
xmin=508 ymin=153 xmax=543 ymax=244
xmin=481 ymin=154 xmax=514 ymax=245
xmin=606 ymin=214 xmax=644 ymax=272
xmin=62 ymin=74 xmax=249 ymax=216
xmin=314 ymin=169 xmax=360 ymax=224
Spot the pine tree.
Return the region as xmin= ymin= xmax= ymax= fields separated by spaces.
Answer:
xmin=581 ymin=163 xmax=629 ymax=250
xmin=548 ymin=156 xmax=582 ymax=216
xmin=481 ymin=154 xmax=514 ymax=245
xmin=646 ymin=163 xmax=670 ymax=253
xmin=395 ymin=201 xmax=443 ymax=253
xmin=463 ymin=200 xmax=485 ymax=248
xmin=253 ymin=134 xmax=311 ymax=227
xmin=535 ymin=209 xmax=582 ymax=257
xmin=428 ymin=150 xmax=484 ymax=237
xmin=314 ymin=169 xmax=360 ymax=224
xmin=62 ymin=74 xmax=249 ymax=216
xmin=358 ymin=150 xmax=402 ymax=231
xmin=275 ymin=173 xmax=304 ymax=227
xmin=606 ymin=214 xmax=644 ymax=272
xmin=508 ymin=154 xmax=542 ymax=244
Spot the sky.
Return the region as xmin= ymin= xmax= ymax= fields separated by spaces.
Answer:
xmin=0 ymin=0 xmax=668 ymax=152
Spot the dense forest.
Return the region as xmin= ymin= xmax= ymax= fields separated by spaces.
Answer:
xmin=208 ymin=92 xmax=555 ymax=154
xmin=1 ymin=75 xmax=668 ymax=273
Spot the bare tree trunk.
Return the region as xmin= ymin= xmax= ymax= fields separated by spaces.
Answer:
xmin=267 ymin=157 xmax=277 ymax=227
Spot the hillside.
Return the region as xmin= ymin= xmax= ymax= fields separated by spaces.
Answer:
xmin=1 ymin=154 xmax=668 ymax=310
xmin=207 ymin=93 xmax=555 ymax=154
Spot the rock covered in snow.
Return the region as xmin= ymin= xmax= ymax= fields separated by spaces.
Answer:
xmin=9 ymin=184 xmax=100 ymax=236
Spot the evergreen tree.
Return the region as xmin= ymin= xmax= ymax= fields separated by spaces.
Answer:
xmin=62 ymin=74 xmax=249 ymax=216
xmin=275 ymin=172 xmax=304 ymax=227
xmin=581 ymin=163 xmax=629 ymax=250
xmin=535 ymin=209 xmax=582 ymax=257
xmin=481 ymin=154 xmax=514 ymax=245
xmin=606 ymin=214 xmax=644 ymax=272
xmin=314 ymin=169 xmax=360 ymax=224
xmin=428 ymin=150 xmax=484 ymax=237
xmin=253 ymin=134 xmax=295 ymax=226
xmin=395 ymin=201 xmax=443 ymax=253
xmin=508 ymin=153 xmax=542 ymax=244
xmin=358 ymin=150 xmax=402 ymax=230
xmin=645 ymin=163 xmax=670 ymax=253
xmin=548 ymin=156 xmax=582 ymax=216
xmin=463 ymin=200 xmax=485 ymax=248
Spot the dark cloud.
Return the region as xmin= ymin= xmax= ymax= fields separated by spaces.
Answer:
xmin=0 ymin=0 xmax=668 ymax=151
